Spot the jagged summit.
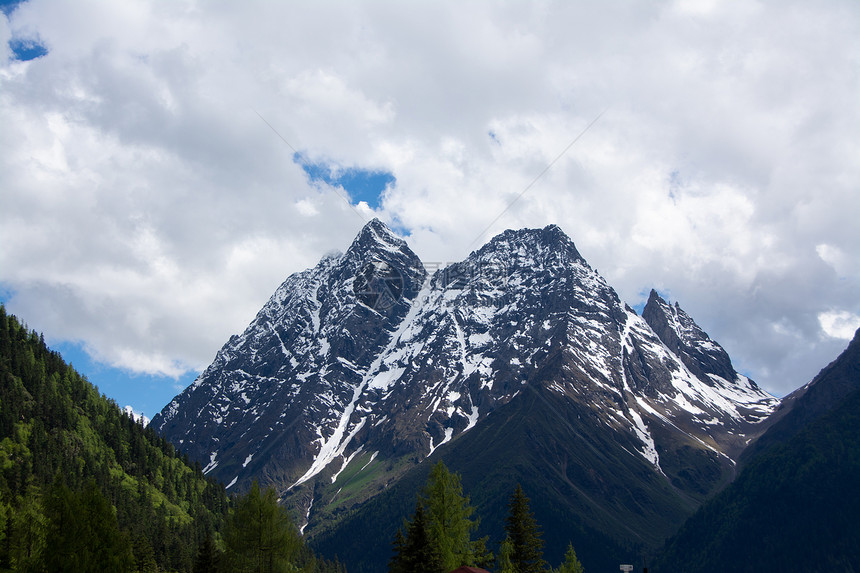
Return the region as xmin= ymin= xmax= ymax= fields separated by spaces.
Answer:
xmin=343 ymin=219 xmax=425 ymax=309
xmin=642 ymin=289 xmax=736 ymax=382
xmin=349 ymin=218 xmax=408 ymax=253
xmin=472 ymin=224 xmax=584 ymax=268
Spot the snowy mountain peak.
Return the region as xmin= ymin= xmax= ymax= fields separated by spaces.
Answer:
xmin=349 ymin=218 xmax=409 ymax=255
xmin=342 ymin=219 xmax=425 ymax=311
xmin=475 ymin=224 xmax=584 ymax=267
xmin=152 ymin=223 xmax=778 ymax=539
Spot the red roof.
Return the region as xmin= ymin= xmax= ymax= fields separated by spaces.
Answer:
xmin=448 ymin=568 xmax=491 ymax=573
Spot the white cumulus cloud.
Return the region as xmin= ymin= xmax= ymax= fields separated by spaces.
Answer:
xmin=1 ymin=0 xmax=858 ymax=403
xmin=818 ymin=311 xmax=860 ymax=341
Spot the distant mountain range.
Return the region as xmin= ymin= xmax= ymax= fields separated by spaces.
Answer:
xmin=152 ymin=219 xmax=780 ymax=570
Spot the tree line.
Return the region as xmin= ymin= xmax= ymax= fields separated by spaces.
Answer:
xmin=388 ymin=461 xmax=584 ymax=573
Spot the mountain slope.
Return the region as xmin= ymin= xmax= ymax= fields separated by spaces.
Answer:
xmin=311 ymin=382 xmax=701 ymax=572
xmin=655 ymin=328 xmax=860 ymax=572
xmin=153 ymin=219 xmax=427 ymax=493
xmin=152 ymin=220 xmax=778 ymax=567
xmin=740 ymin=325 xmax=860 ymax=465
xmin=311 ymin=285 xmax=782 ymax=572
xmin=0 ymin=305 xmax=228 ymax=571
xmin=0 ymin=305 xmax=348 ymax=572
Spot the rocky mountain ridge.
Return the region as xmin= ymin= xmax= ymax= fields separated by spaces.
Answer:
xmin=151 ymin=219 xmax=778 ymax=546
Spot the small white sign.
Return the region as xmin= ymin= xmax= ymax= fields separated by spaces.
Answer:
xmin=620 ymin=566 xmax=634 ymax=572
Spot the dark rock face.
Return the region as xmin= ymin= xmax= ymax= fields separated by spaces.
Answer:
xmin=151 ymin=219 xmax=778 ymax=553
xmin=642 ymin=289 xmax=736 ymax=382
xmin=151 ymin=219 xmax=426 ymax=491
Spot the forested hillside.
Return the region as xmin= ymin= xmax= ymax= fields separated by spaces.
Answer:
xmin=0 ymin=304 xmax=228 ymax=570
xmin=655 ymin=386 xmax=860 ymax=572
xmin=655 ymin=329 xmax=860 ymax=572
xmin=0 ymin=305 xmax=344 ymax=572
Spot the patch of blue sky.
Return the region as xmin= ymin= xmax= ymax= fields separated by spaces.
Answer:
xmin=0 ymin=284 xmax=15 ymax=305
xmin=2 ymin=1 xmax=50 ymax=61
xmin=295 ymin=153 xmax=395 ymax=211
xmin=0 ymin=0 xmax=23 ymax=16
xmin=9 ymin=37 xmax=48 ymax=61
xmin=50 ymin=340 xmax=198 ymax=421
xmin=0 ymin=289 xmax=191 ymax=420
xmin=385 ymin=216 xmax=412 ymax=239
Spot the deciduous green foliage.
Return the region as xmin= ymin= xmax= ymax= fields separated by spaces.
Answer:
xmin=222 ymin=481 xmax=305 ymax=573
xmin=503 ymin=484 xmax=547 ymax=573
xmin=498 ymin=536 xmax=516 ymax=573
xmin=7 ymin=482 xmax=46 ymax=572
xmin=420 ymin=461 xmax=492 ymax=571
xmin=388 ymin=462 xmax=492 ymax=573
xmin=553 ymin=543 xmax=584 ymax=573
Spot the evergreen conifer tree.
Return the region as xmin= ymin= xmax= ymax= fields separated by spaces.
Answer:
xmin=388 ymin=527 xmax=408 ymax=573
xmin=0 ymin=499 xmax=7 ymax=548
xmin=504 ymin=484 xmax=547 ymax=573
xmin=222 ymin=481 xmax=303 ymax=573
xmin=132 ymin=535 xmax=158 ymax=573
xmin=420 ymin=461 xmax=489 ymax=571
xmin=402 ymin=503 xmax=443 ymax=573
xmin=554 ymin=543 xmax=584 ymax=573
xmin=389 ymin=462 xmax=493 ymax=572
xmin=470 ymin=534 xmax=495 ymax=569
xmin=193 ymin=531 xmax=221 ymax=573
xmin=43 ymin=479 xmax=134 ymax=572
xmin=43 ymin=479 xmax=80 ymax=570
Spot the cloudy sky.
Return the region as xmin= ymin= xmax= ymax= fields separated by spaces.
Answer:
xmin=2 ymin=0 xmax=858 ymax=419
